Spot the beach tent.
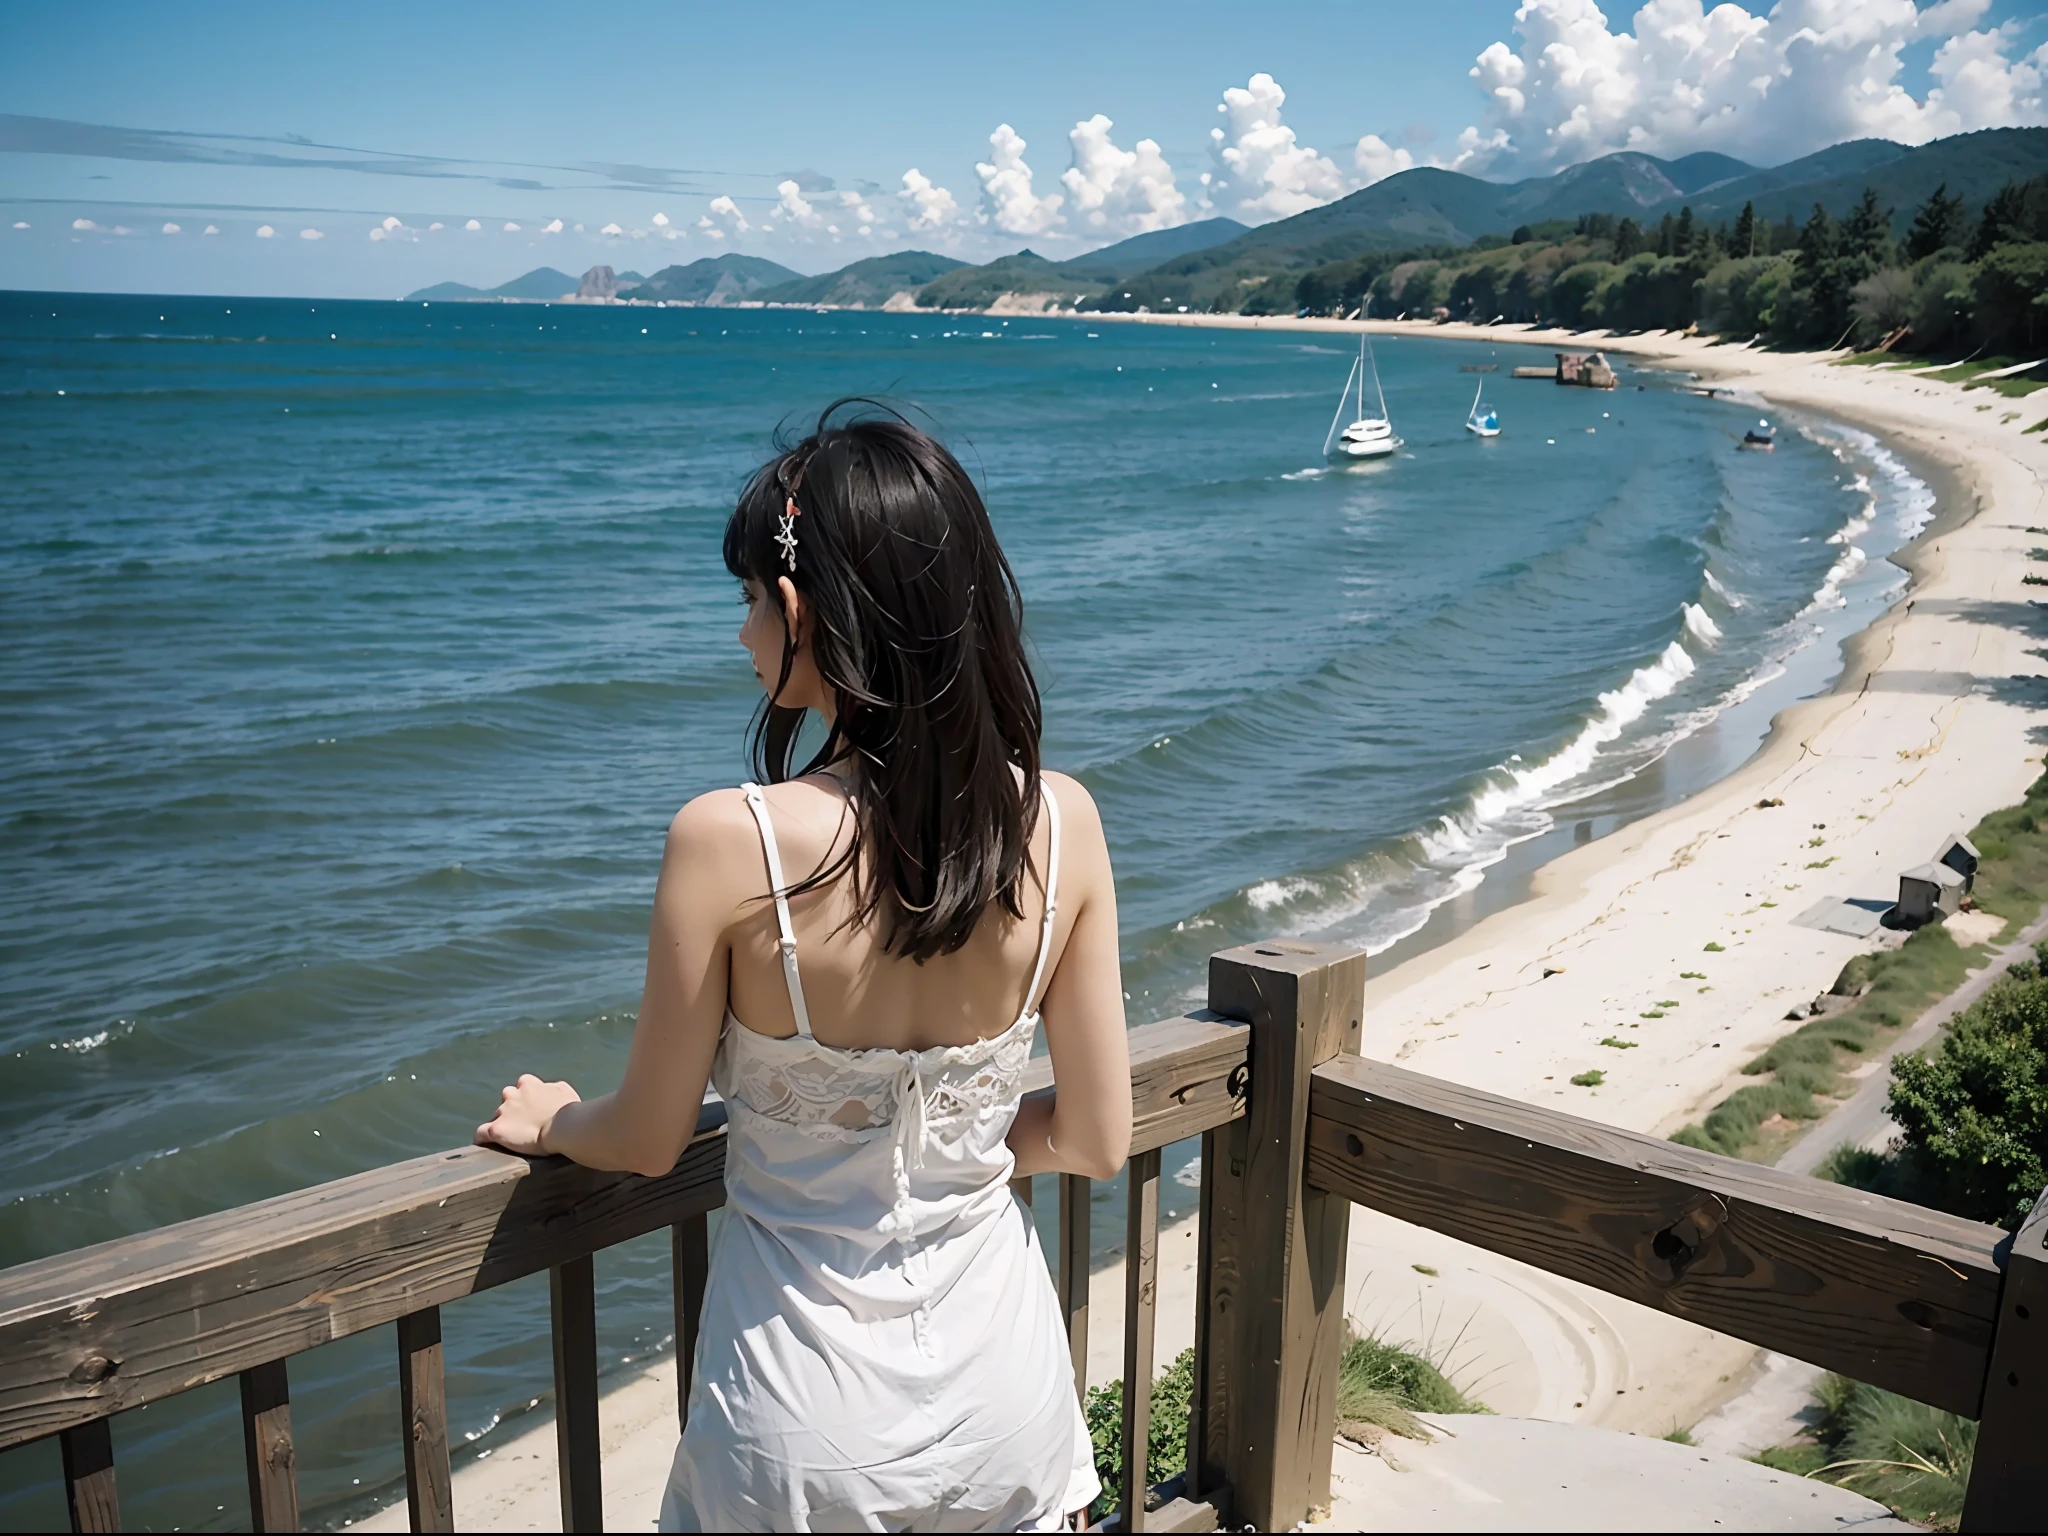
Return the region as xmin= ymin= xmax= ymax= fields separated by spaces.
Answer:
xmin=1935 ymin=832 xmax=1981 ymax=892
xmin=1896 ymin=862 xmax=1965 ymax=926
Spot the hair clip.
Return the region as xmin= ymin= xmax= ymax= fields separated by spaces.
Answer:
xmin=775 ymin=496 xmax=801 ymax=573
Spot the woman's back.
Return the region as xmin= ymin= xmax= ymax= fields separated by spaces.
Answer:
xmin=718 ymin=772 xmax=1087 ymax=1052
xmin=478 ymin=406 xmax=1131 ymax=1531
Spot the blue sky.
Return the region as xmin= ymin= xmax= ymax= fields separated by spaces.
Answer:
xmin=4 ymin=0 xmax=2044 ymax=297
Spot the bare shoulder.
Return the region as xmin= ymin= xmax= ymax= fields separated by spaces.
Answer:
xmin=1042 ymin=770 xmax=1109 ymax=862
xmin=662 ymin=788 xmax=764 ymax=893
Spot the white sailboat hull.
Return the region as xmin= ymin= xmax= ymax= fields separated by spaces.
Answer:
xmin=1466 ymin=421 xmax=1500 ymax=438
xmin=1333 ymin=434 xmax=1401 ymax=459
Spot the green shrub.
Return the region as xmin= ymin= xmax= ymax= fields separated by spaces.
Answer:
xmin=1756 ymin=1375 xmax=1975 ymax=1530
xmin=1886 ymin=967 xmax=2048 ymax=1227
xmin=1570 ymin=1069 xmax=1605 ymax=1087
xmin=1085 ymin=1348 xmax=1195 ymax=1521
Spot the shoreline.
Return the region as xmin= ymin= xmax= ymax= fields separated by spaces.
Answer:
xmin=355 ymin=325 xmax=2048 ymax=1531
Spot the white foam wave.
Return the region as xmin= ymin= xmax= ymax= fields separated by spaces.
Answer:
xmin=1683 ymin=602 xmax=1722 ymax=645
xmin=1702 ymin=569 xmax=1746 ymax=608
xmin=1281 ymin=466 xmax=1329 ymax=481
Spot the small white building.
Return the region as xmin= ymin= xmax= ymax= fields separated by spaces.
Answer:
xmin=1897 ymin=862 xmax=1965 ymax=926
xmin=1935 ymin=832 xmax=1981 ymax=892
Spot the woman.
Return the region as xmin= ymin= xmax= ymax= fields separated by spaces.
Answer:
xmin=477 ymin=404 xmax=1132 ymax=1532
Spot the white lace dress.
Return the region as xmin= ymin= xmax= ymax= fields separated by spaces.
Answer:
xmin=660 ymin=783 xmax=1098 ymax=1533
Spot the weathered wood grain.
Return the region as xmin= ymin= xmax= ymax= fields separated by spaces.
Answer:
xmin=239 ymin=1358 xmax=298 ymax=1533
xmin=1186 ymin=1126 xmax=1221 ymax=1506
xmin=0 ymin=1105 xmax=728 ymax=1450
xmin=1202 ymin=942 xmax=1362 ymax=1533
xmin=396 ymin=1307 xmax=452 ymax=1534
xmin=1059 ymin=1174 xmax=1091 ymax=1406
xmin=1307 ymin=1053 xmax=2005 ymax=1416
xmin=1120 ymin=1149 xmax=1161 ymax=1532
xmin=550 ymin=1257 xmax=602 ymax=1534
xmin=670 ymin=1217 xmax=707 ymax=1437
xmin=59 ymin=1416 xmax=117 ymax=1533
xmin=1961 ymin=1188 xmax=2048 ymax=1531
xmin=1020 ymin=1013 xmax=1248 ymax=1158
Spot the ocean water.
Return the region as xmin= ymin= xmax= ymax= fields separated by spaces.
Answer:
xmin=0 ymin=293 xmax=1930 ymax=1527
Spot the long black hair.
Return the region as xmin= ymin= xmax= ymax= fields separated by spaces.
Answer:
xmin=722 ymin=401 xmax=1044 ymax=963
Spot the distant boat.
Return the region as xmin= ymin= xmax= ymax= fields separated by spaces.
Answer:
xmin=1324 ymin=319 xmax=1401 ymax=461
xmin=1465 ymin=379 xmax=1500 ymax=438
xmin=1740 ymin=417 xmax=1776 ymax=451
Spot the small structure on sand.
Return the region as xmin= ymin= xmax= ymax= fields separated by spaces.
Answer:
xmin=1896 ymin=861 xmax=1965 ymax=926
xmin=1555 ymin=351 xmax=1618 ymax=388
xmin=1936 ymin=831 xmax=1981 ymax=892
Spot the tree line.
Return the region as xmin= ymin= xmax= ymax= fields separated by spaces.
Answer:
xmin=1276 ymin=178 xmax=2048 ymax=356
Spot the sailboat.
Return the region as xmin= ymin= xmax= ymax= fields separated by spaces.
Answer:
xmin=1465 ymin=379 xmax=1500 ymax=437
xmin=1323 ymin=318 xmax=1401 ymax=461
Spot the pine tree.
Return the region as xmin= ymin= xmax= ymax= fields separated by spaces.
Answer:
xmin=1903 ymin=182 xmax=1968 ymax=262
xmin=1842 ymin=188 xmax=1891 ymax=263
xmin=1970 ymin=181 xmax=2027 ymax=260
xmin=1797 ymin=202 xmax=1839 ymax=267
xmin=1732 ymin=201 xmax=1758 ymax=258
xmin=1673 ymin=205 xmax=1695 ymax=258
xmin=1655 ymin=211 xmax=1676 ymax=257
xmin=1614 ymin=217 xmax=1643 ymax=260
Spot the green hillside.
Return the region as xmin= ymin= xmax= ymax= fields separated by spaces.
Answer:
xmin=1052 ymin=218 xmax=1248 ymax=280
xmin=633 ymin=253 xmax=802 ymax=304
xmin=915 ymin=250 xmax=1102 ymax=309
xmin=404 ymin=266 xmax=578 ymax=302
xmin=1081 ymin=128 xmax=2048 ymax=314
xmin=755 ymin=250 xmax=965 ymax=306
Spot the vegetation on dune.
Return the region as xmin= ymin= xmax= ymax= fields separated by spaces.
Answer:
xmin=1754 ymin=1374 xmax=1977 ymax=1530
xmin=1672 ymin=769 xmax=2048 ymax=1165
xmin=1084 ymin=1329 xmax=1486 ymax=1521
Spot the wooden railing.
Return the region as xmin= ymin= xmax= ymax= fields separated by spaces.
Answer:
xmin=2 ymin=940 xmax=2043 ymax=1532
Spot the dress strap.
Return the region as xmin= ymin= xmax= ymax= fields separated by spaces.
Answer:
xmin=1020 ymin=781 xmax=1063 ymax=1018
xmin=740 ymin=783 xmax=813 ymax=1039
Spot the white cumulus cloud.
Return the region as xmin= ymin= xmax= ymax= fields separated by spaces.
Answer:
xmin=256 ymin=225 xmax=276 ymax=238
xmin=776 ymin=180 xmax=824 ymax=229
xmin=428 ymin=221 xmax=444 ymax=231
xmin=652 ymin=211 xmax=670 ymax=227
xmin=203 ymin=224 xmax=219 ymax=235
xmin=72 ymin=217 xmax=98 ymax=231
xmin=1459 ymin=0 xmax=2048 ymax=174
xmin=976 ymin=124 xmax=1064 ymax=236
xmin=503 ymin=221 xmax=521 ymax=233
xmin=11 ymin=220 xmax=28 ymax=229
xmin=300 ymin=228 xmax=324 ymax=240
xmin=704 ymin=194 xmax=751 ymax=236
xmin=542 ymin=218 xmax=564 ymax=234
xmin=899 ymin=168 xmax=960 ymax=231
xmin=1061 ymin=115 xmax=1187 ymax=235
xmin=465 ymin=218 xmax=481 ymax=232
xmin=836 ymin=190 xmax=878 ymax=230
xmin=162 ymin=222 xmax=181 ymax=234
xmin=600 ymin=221 xmax=623 ymax=236
xmin=1208 ymin=73 xmax=1350 ymax=220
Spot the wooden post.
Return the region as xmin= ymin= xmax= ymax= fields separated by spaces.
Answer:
xmin=672 ymin=1216 xmax=708 ymax=1434
xmin=1058 ymin=1174 xmax=1092 ymax=1404
xmin=549 ymin=1256 xmax=603 ymax=1533
xmin=396 ymin=1307 xmax=454 ymax=1533
xmin=1120 ymin=1148 xmax=1162 ymax=1530
xmin=239 ymin=1359 xmax=299 ymax=1533
xmin=59 ymin=1417 xmax=118 ymax=1534
xmin=1963 ymin=1188 xmax=2048 ymax=1531
xmin=1196 ymin=940 xmax=1363 ymax=1532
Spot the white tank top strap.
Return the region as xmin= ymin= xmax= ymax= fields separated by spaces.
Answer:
xmin=1021 ymin=780 xmax=1063 ymax=1019
xmin=739 ymin=782 xmax=813 ymax=1039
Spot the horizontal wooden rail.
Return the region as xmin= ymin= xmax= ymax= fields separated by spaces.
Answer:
xmin=1020 ymin=1011 xmax=1249 ymax=1158
xmin=1306 ymin=1053 xmax=2008 ymax=1417
xmin=0 ymin=1011 xmax=1249 ymax=1455
xmin=0 ymin=1103 xmax=730 ymax=1452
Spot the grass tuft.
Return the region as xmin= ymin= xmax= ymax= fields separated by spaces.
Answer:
xmin=1599 ymin=1036 xmax=1638 ymax=1049
xmin=1754 ymin=1375 xmax=1975 ymax=1531
xmin=1569 ymin=1069 xmax=1605 ymax=1087
xmin=1703 ymin=941 xmax=1725 ymax=952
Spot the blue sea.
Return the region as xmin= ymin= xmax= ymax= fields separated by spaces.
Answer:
xmin=0 ymin=292 xmax=1932 ymax=1527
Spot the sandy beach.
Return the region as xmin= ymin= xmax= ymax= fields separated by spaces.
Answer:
xmin=356 ymin=328 xmax=2048 ymax=1530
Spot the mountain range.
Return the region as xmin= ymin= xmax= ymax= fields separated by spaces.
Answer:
xmin=405 ymin=127 xmax=2046 ymax=313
